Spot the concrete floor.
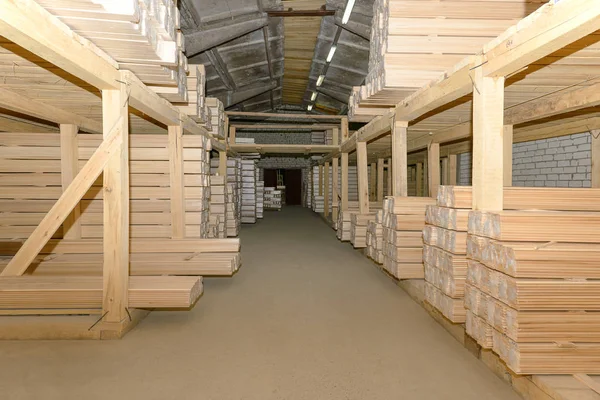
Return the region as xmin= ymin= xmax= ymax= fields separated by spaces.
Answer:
xmin=0 ymin=206 xmax=520 ymax=400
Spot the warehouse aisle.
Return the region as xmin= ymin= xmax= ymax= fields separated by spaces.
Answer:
xmin=0 ymin=207 xmax=519 ymax=400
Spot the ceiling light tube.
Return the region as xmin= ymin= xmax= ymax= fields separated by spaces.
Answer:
xmin=326 ymin=45 xmax=337 ymax=62
xmin=311 ymin=92 xmax=317 ymax=101
xmin=307 ymin=104 xmax=313 ymax=111
xmin=341 ymin=0 xmax=356 ymax=24
xmin=316 ymin=75 xmax=325 ymax=87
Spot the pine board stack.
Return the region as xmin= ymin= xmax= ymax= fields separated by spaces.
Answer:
xmin=240 ymin=159 xmax=257 ymax=224
xmin=348 ymin=86 xmax=391 ymax=122
xmin=381 ymin=196 xmax=435 ymax=280
xmin=174 ymin=65 xmax=208 ymax=124
xmin=206 ymin=97 xmax=225 ymax=140
xmin=422 ymin=187 xmax=470 ymax=324
xmin=256 ymin=180 xmax=264 ymax=219
xmin=208 ymin=176 xmax=226 ymax=238
xmin=264 ymin=188 xmax=282 ymax=211
xmin=352 ymin=0 xmax=541 ymax=112
xmin=350 ymin=213 xmax=377 ymax=249
xmin=336 ymin=202 xmax=383 ymax=241
xmin=366 ymin=210 xmax=385 ymax=264
xmin=210 ymin=157 xmax=241 ymax=237
xmin=36 ymin=0 xmax=190 ymax=103
xmin=452 ymin=185 xmax=600 ymax=375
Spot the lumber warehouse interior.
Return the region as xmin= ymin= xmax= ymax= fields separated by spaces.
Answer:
xmin=1 ymin=0 xmax=600 ymax=398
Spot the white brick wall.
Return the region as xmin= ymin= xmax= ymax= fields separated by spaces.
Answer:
xmin=456 ymin=132 xmax=591 ymax=187
xmin=237 ymin=132 xmax=312 ymax=145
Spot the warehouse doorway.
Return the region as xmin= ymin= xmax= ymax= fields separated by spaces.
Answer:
xmin=263 ymin=169 xmax=302 ymax=206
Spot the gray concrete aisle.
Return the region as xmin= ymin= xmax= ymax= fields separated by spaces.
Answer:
xmin=0 ymin=206 xmax=519 ymax=400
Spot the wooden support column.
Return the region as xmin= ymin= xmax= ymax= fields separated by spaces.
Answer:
xmin=369 ymin=163 xmax=377 ymax=200
xmin=392 ymin=121 xmax=408 ymax=197
xmin=341 ymin=117 xmax=349 ymax=140
xmin=504 ymin=125 xmax=513 ymax=187
xmin=593 ymin=130 xmax=600 ymax=188
xmin=473 ymin=64 xmax=505 ymax=211
xmin=218 ymin=150 xmax=228 ymax=176
xmin=318 ymin=164 xmax=324 ymax=196
xmin=333 ymin=127 xmax=339 ymax=145
xmin=102 ymin=78 xmax=130 ymax=324
xmin=449 ymin=154 xmax=457 ymax=185
xmin=332 ymin=156 xmax=339 ymax=221
xmin=168 ymin=124 xmax=185 ymax=239
xmin=427 ymin=143 xmax=440 ymax=198
xmin=60 ymin=124 xmax=81 ymax=239
xmin=377 ymin=158 xmax=384 ymax=202
xmin=357 ymin=142 xmax=369 ymax=214
xmin=229 ymin=126 xmax=236 ymax=144
xmin=386 ymin=159 xmax=392 ymax=196
xmin=341 ymin=152 xmax=349 ymax=211
xmin=441 ymin=157 xmax=449 ymax=185
xmin=416 ymin=162 xmax=423 ymax=196
xmin=324 ymin=162 xmax=330 ymax=217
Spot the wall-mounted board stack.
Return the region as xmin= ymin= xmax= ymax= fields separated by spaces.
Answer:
xmin=381 ymin=196 xmax=435 ymax=279
xmin=349 ymin=0 xmax=541 ymax=118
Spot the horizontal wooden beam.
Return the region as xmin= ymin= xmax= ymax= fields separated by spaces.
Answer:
xmin=0 ymin=87 xmax=102 ymax=133
xmin=265 ymin=9 xmax=335 ymax=17
xmin=408 ymin=122 xmax=472 ymax=153
xmin=226 ymin=111 xmax=343 ymax=120
xmin=229 ymin=144 xmax=339 ymax=154
xmin=231 ymin=123 xmax=340 ymax=130
xmin=482 ymin=0 xmax=600 ymax=77
xmin=356 ymin=113 xmax=394 ymax=143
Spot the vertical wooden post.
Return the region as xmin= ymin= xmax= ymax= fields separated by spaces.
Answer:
xmin=218 ymin=150 xmax=228 ymax=176
xmin=168 ymin=124 xmax=185 ymax=239
xmin=369 ymin=163 xmax=377 ymax=201
xmin=332 ymin=156 xmax=339 ymax=221
xmin=333 ymin=127 xmax=339 ymax=145
xmin=392 ymin=121 xmax=408 ymax=197
xmin=318 ymin=164 xmax=323 ymax=196
xmin=229 ymin=126 xmax=236 ymax=144
xmin=428 ymin=143 xmax=440 ymax=198
xmin=416 ymin=162 xmax=423 ymax=196
xmin=102 ymin=75 xmax=129 ymax=324
xmin=441 ymin=157 xmax=449 ymax=185
xmin=449 ymin=154 xmax=457 ymax=186
xmin=386 ymin=159 xmax=393 ymax=196
xmin=473 ymin=64 xmax=505 ymax=211
xmin=503 ymin=125 xmax=513 ymax=187
xmin=592 ymin=130 xmax=600 ymax=188
xmin=341 ymin=117 xmax=349 ymax=141
xmin=341 ymin=152 xmax=349 ymax=211
xmin=377 ymin=158 xmax=384 ymax=202
xmin=324 ymin=161 xmax=330 ymax=217
xmin=357 ymin=142 xmax=369 ymax=214
xmin=60 ymin=124 xmax=81 ymax=239
xmin=423 ymin=156 xmax=428 ymax=195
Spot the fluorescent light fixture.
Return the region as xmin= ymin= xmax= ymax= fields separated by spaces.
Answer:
xmin=341 ymin=0 xmax=356 ymax=24
xmin=326 ymin=45 xmax=337 ymax=62
xmin=307 ymin=104 xmax=313 ymax=111
xmin=311 ymin=92 xmax=317 ymax=101
xmin=316 ymin=75 xmax=325 ymax=87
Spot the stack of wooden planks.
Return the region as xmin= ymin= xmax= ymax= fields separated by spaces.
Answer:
xmin=336 ymin=210 xmax=353 ymax=241
xmin=241 ymin=160 xmax=257 ymax=223
xmin=206 ymin=97 xmax=225 ymax=140
xmin=36 ymin=0 xmax=189 ymax=102
xmin=264 ymin=187 xmax=282 ymax=210
xmin=174 ymin=65 xmax=208 ymax=124
xmin=350 ymin=212 xmax=377 ymax=249
xmin=208 ymin=175 xmax=227 ymax=238
xmin=211 ymin=157 xmax=242 ymax=237
xmin=350 ymin=0 xmax=541 ymax=114
xmin=256 ymin=177 xmax=264 ymax=220
xmin=381 ymin=196 xmax=435 ymax=279
xmin=366 ymin=210 xmax=385 ymax=264
xmin=423 ymin=188 xmax=470 ymax=324
xmin=455 ymin=185 xmax=600 ymax=374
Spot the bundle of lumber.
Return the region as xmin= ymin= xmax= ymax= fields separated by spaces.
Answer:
xmin=347 ymin=87 xmax=391 ymax=122
xmin=240 ymin=160 xmax=257 ymax=223
xmin=350 ymin=213 xmax=377 ymax=249
xmin=174 ymin=65 xmax=207 ymax=123
xmin=211 ymin=157 xmax=241 ymax=237
xmin=206 ymin=97 xmax=225 ymax=140
xmin=336 ymin=210 xmax=353 ymax=241
xmin=366 ymin=210 xmax=384 ymax=264
xmin=381 ymin=196 xmax=434 ymax=279
xmin=464 ymin=186 xmax=600 ymax=374
xmin=208 ymin=176 xmax=227 ymax=238
xmin=256 ymin=179 xmax=264 ymax=220
xmin=36 ymin=0 xmax=189 ymax=102
xmin=0 ymin=238 xmax=242 ymax=277
xmin=422 ymin=190 xmax=470 ymax=323
xmin=264 ymin=187 xmax=282 ymax=210
xmin=356 ymin=0 xmax=540 ymax=108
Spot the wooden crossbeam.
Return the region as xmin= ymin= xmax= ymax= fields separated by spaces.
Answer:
xmin=0 ymin=117 xmax=124 ymax=276
xmin=231 ymin=124 xmax=340 ymax=130
xmin=226 ymin=111 xmax=343 ymax=120
xmin=230 ymin=144 xmax=338 ymax=154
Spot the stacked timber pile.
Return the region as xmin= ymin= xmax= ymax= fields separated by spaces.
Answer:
xmin=350 ymin=0 xmax=540 ymax=113
xmin=256 ymin=180 xmax=264 ymax=219
xmin=206 ymin=97 xmax=225 ymax=140
xmin=422 ymin=187 xmax=470 ymax=323
xmin=366 ymin=210 xmax=384 ymax=264
xmin=210 ymin=157 xmax=241 ymax=237
xmin=348 ymin=86 xmax=391 ymax=122
xmin=264 ymin=188 xmax=282 ymax=210
xmin=36 ymin=0 xmax=190 ymax=103
xmin=240 ymin=160 xmax=257 ymax=223
xmin=174 ymin=65 xmax=207 ymax=124
xmin=208 ymin=176 xmax=226 ymax=238
xmin=381 ymin=196 xmax=435 ymax=279
xmin=436 ymin=186 xmax=600 ymax=374
xmin=350 ymin=213 xmax=377 ymax=249
xmin=336 ymin=202 xmax=382 ymax=241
